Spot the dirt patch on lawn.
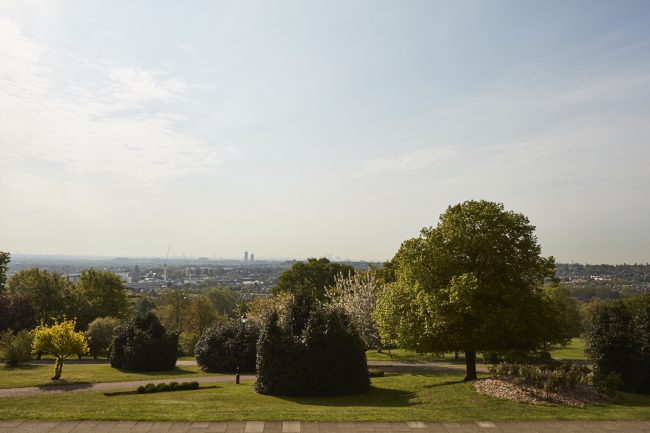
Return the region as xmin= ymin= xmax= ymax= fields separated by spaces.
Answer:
xmin=475 ymin=378 xmax=608 ymax=407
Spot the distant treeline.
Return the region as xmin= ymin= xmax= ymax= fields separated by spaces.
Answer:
xmin=556 ymin=263 xmax=650 ymax=301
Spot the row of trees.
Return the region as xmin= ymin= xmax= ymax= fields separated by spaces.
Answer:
xmin=1 ymin=266 xmax=130 ymax=331
xmin=261 ymin=201 xmax=582 ymax=382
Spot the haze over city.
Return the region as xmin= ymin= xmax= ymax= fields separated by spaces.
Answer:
xmin=1 ymin=1 xmax=649 ymax=263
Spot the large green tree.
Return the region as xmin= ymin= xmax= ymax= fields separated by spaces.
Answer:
xmin=374 ymin=200 xmax=561 ymax=380
xmin=272 ymin=257 xmax=355 ymax=301
xmin=6 ymin=268 xmax=76 ymax=324
xmin=75 ymin=269 xmax=131 ymax=328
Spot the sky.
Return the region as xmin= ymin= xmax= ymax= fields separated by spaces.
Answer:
xmin=1 ymin=0 xmax=649 ymax=263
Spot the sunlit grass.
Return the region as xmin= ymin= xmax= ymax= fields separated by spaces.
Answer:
xmin=0 ymin=362 xmax=211 ymax=389
xmin=0 ymin=370 xmax=649 ymax=421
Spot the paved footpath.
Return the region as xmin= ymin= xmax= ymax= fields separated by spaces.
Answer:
xmin=2 ymin=420 xmax=650 ymax=433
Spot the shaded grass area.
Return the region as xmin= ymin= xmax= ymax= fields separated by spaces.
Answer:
xmin=365 ymin=349 xmax=460 ymax=363
xmin=1 ymin=370 xmax=649 ymax=421
xmin=0 ymin=363 xmax=210 ymax=389
xmin=550 ymin=338 xmax=587 ymax=361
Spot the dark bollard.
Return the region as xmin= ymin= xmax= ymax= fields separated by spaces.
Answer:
xmin=236 ymin=366 xmax=240 ymax=384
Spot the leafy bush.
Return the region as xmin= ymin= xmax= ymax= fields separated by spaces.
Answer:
xmin=490 ymin=362 xmax=591 ymax=392
xmin=85 ymin=317 xmax=121 ymax=359
xmin=593 ymin=372 xmax=623 ymax=397
xmin=168 ymin=381 xmax=179 ymax=390
xmin=195 ymin=319 xmax=260 ymax=373
xmin=256 ymin=293 xmax=369 ymax=397
xmin=482 ymin=349 xmax=557 ymax=366
xmin=109 ymin=313 xmax=178 ymax=372
xmin=584 ymin=296 xmax=650 ymax=393
xmin=179 ymin=332 xmax=199 ymax=357
xmin=156 ymin=383 xmax=170 ymax=392
xmin=0 ymin=330 xmax=33 ymax=367
xmin=144 ymin=383 xmax=157 ymax=393
xmin=137 ymin=385 xmax=145 ymax=394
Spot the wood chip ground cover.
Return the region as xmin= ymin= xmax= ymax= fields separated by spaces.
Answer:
xmin=475 ymin=378 xmax=608 ymax=407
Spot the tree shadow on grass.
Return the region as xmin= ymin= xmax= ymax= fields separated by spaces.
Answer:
xmin=37 ymin=382 xmax=93 ymax=391
xmin=2 ymin=364 xmax=40 ymax=371
xmin=423 ymin=379 xmax=466 ymax=388
xmin=112 ymin=366 xmax=202 ymax=376
xmin=271 ymin=386 xmax=417 ymax=408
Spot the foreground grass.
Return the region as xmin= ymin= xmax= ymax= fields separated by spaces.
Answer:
xmin=0 ymin=363 xmax=209 ymax=389
xmin=1 ymin=370 xmax=649 ymax=421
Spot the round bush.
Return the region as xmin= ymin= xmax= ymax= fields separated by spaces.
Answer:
xmin=255 ymin=299 xmax=370 ymax=397
xmin=195 ymin=319 xmax=260 ymax=373
xmin=109 ymin=313 xmax=178 ymax=372
xmin=144 ymin=383 xmax=156 ymax=393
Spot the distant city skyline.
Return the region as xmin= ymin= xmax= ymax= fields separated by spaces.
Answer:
xmin=2 ymin=1 xmax=650 ymax=264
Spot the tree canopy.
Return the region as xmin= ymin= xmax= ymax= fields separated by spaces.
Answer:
xmin=0 ymin=251 xmax=10 ymax=289
xmin=6 ymin=268 xmax=76 ymax=324
xmin=32 ymin=319 xmax=88 ymax=380
xmin=74 ymin=269 xmax=131 ymax=328
xmin=271 ymin=257 xmax=355 ymax=301
xmin=374 ymin=200 xmax=562 ymax=380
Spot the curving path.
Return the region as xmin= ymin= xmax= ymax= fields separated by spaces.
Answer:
xmin=0 ymin=360 xmax=487 ymax=398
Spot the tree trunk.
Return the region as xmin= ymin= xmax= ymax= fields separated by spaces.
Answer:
xmin=464 ymin=350 xmax=477 ymax=381
xmin=51 ymin=358 xmax=63 ymax=380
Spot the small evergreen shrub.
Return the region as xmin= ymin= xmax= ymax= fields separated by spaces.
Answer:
xmin=195 ymin=319 xmax=260 ymax=373
xmin=136 ymin=381 xmax=200 ymax=394
xmin=256 ymin=292 xmax=370 ymax=397
xmin=109 ymin=313 xmax=178 ymax=372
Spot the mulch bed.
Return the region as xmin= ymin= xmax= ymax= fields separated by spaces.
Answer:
xmin=474 ymin=378 xmax=608 ymax=407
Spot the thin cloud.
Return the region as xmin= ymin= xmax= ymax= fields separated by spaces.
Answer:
xmin=361 ymin=146 xmax=457 ymax=176
xmin=0 ymin=17 xmax=224 ymax=183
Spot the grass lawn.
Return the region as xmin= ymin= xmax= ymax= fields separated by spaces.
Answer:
xmin=365 ymin=349 xmax=460 ymax=363
xmin=366 ymin=338 xmax=588 ymax=363
xmin=0 ymin=362 xmax=210 ymax=389
xmin=550 ymin=338 xmax=587 ymax=361
xmin=1 ymin=370 xmax=649 ymax=422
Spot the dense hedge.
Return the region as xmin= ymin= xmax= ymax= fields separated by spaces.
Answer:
xmin=194 ymin=319 xmax=260 ymax=373
xmin=584 ymin=294 xmax=650 ymax=393
xmin=255 ymin=294 xmax=369 ymax=397
xmin=110 ymin=313 xmax=178 ymax=372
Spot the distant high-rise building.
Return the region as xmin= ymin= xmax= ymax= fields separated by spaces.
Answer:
xmin=250 ymin=253 xmax=255 ymax=262
xmin=244 ymin=251 xmax=249 ymax=262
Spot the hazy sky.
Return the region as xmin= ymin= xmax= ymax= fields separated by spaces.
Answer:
xmin=1 ymin=1 xmax=649 ymax=263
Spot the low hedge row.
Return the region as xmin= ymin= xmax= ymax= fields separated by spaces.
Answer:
xmin=136 ymin=381 xmax=200 ymax=394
